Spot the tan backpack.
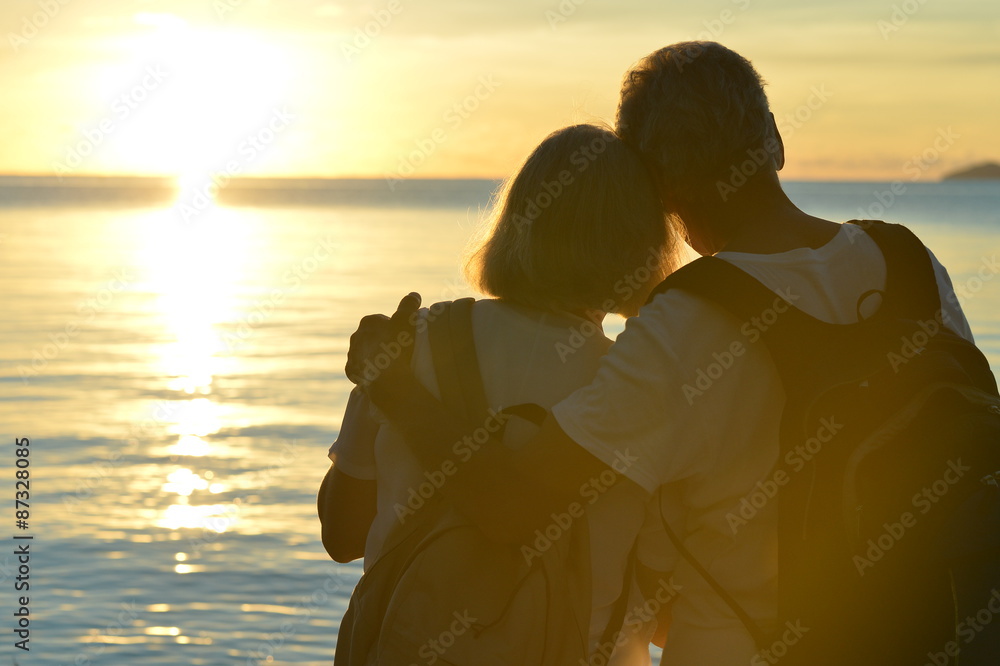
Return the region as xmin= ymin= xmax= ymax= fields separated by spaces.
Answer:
xmin=334 ymin=298 xmax=631 ymax=665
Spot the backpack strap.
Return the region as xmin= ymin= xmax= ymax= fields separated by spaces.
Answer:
xmin=645 ymin=221 xmax=940 ymax=323
xmin=447 ymin=298 xmax=491 ymax=418
xmin=370 ymin=301 xmax=479 ymax=545
xmin=428 ymin=298 xmax=491 ymax=426
xmin=644 ymin=222 xmax=944 ymax=388
xmin=373 ymin=300 xmax=486 ymax=538
xmin=596 ymin=541 xmax=639 ymax=653
xmin=657 ymin=492 xmax=770 ymax=648
xmin=846 ymin=220 xmax=942 ymax=320
xmin=437 ymin=299 xmax=551 ymax=427
xmin=646 ymin=255 xmax=795 ymax=320
xmin=646 ymin=255 xmax=820 ymax=385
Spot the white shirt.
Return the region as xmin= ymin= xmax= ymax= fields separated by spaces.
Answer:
xmin=331 ymin=299 xmax=650 ymax=658
xmin=552 ymin=224 xmax=973 ymax=665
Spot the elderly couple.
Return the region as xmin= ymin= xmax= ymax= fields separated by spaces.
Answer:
xmin=319 ymin=42 xmax=991 ymax=665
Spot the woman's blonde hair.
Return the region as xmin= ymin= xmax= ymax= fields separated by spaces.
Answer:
xmin=466 ymin=124 xmax=680 ymax=315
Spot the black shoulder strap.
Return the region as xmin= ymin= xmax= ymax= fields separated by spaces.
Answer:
xmin=657 ymin=493 xmax=769 ymax=648
xmin=646 ymin=221 xmax=941 ymax=323
xmin=435 ymin=298 xmax=549 ymax=427
xmin=646 ymin=255 xmax=819 ymax=383
xmin=428 ymin=301 xmax=464 ymax=412
xmin=646 ymin=254 xmax=797 ymax=322
xmin=847 ymin=220 xmax=942 ymax=319
xmin=448 ymin=298 xmax=491 ymax=419
xmin=371 ymin=301 xmax=481 ymax=555
xmin=427 ymin=298 xmax=491 ymax=425
xmin=643 ymin=222 xmax=946 ymax=387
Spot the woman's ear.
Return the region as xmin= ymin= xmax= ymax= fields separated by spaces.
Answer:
xmin=769 ymin=113 xmax=785 ymax=171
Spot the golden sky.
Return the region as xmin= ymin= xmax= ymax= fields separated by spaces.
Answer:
xmin=1 ymin=0 xmax=998 ymax=182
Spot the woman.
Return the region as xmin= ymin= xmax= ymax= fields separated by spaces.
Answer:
xmin=319 ymin=124 xmax=682 ymax=663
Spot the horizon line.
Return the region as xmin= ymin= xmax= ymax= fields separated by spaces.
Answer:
xmin=1 ymin=173 xmax=993 ymax=185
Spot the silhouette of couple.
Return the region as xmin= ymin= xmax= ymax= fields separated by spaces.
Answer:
xmin=321 ymin=42 xmax=994 ymax=665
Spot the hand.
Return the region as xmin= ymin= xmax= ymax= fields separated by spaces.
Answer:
xmin=345 ymin=292 xmax=422 ymax=388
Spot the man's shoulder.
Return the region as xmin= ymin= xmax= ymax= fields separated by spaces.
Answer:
xmin=631 ymin=287 xmax=750 ymax=360
xmin=634 ymin=228 xmax=887 ymax=349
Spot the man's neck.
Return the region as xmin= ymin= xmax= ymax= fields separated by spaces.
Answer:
xmin=686 ymin=183 xmax=841 ymax=256
xmin=717 ymin=208 xmax=840 ymax=255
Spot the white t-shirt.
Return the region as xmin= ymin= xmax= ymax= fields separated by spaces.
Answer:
xmin=551 ymin=224 xmax=974 ymax=665
xmin=331 ymin=299 xmax=650 ymax=659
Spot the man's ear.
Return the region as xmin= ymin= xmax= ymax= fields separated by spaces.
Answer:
xmin=769 ymin=113 xmax=785 ymax=171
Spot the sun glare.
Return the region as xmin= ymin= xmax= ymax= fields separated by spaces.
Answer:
xmin=100 ymin=14 xmax=298 ymax=199
xmin=174 ymin=169 xmax=221 ymax=212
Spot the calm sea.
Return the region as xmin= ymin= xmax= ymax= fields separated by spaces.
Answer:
xmin=1 ymin=179 xmax=998 ymax=665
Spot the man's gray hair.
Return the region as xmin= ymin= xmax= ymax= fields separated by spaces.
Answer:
xmin=616 ymin=42 xmax=776 ymax=204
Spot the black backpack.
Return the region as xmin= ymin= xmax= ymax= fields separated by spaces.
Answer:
xmin=645 ymin=221 xmax=1000 ymax=665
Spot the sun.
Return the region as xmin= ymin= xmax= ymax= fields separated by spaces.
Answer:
xmin=99 ymin=13 xmax=299 ymax=197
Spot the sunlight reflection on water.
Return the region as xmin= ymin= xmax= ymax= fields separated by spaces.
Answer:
xmin=3 ymin=194 xmax=476 ymax=663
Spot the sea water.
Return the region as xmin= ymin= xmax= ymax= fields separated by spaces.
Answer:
xmin=0 ymin=179 xmax=997 ymax=664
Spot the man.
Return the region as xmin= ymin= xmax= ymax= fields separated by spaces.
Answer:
xmin=345 ymin=42 xmax=973 ymax=663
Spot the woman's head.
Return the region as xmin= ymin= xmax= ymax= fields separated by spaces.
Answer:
xmin=467 ymin=124 xmax=680 ymax=316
